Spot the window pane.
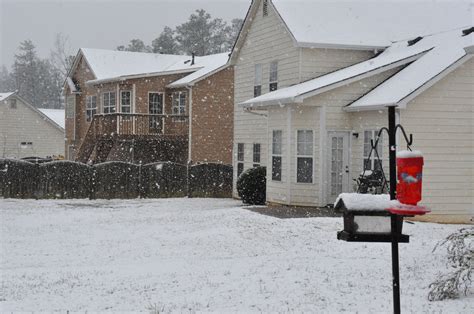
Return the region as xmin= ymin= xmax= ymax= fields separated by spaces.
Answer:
xmin=270 ymin=61 xmax=278 ymax=82
xmin=272 ymin=156 xmax=282 ymax=181
xmin=253 ymin=143 xmax=261 ymax=163
xmin=272 ymin=130 xmax=282 ymax=155
xmin=254 ymin=64 xmax=262 ymax=85
xmin=237 ymin=143 xmax=244 ymax=161
xmin=269 ymin=82 xmax=278 ymax=92
xmin=297 ymin=130 xmax=313 ymax=156
xmin=254 ymin=85 xmax=262 ymax=97
xmin=297 ymin=157 xmax=313 ymax=183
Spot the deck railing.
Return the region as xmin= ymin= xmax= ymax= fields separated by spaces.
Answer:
xmin=90 ymin=113 xmax=189 ymax=138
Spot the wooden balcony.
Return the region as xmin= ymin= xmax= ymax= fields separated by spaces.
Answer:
xmin=76 ymin=113 xmax=189 ymax=164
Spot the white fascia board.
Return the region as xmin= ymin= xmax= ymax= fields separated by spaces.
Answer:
xmin=167 ymin=65 xmax=229 ymax=89
xmin=239 ymin=96 xmax=300 ymax=109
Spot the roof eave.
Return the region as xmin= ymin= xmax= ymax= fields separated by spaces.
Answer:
xmin=343 ymin=103 xmax=397 ymax=112
xmin=87 ymin=68 xmax=199 ymax=86
xmin=167 ymin=64 xmax=230 ymax=89
xmin=239 ymin=96 xmax=300 ymax=109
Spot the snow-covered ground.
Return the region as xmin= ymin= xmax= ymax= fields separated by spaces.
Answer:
xmin=0 ymin=198 xmax=471 ymax=312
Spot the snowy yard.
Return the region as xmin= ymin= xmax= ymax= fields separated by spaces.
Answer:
xmin=0 ymin=198 xmax=471 ymax=312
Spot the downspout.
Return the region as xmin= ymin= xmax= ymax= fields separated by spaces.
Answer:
xmin=187 ymin=86 xmax=193 ymax=163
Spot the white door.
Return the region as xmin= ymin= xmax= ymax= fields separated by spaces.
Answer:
xmin=327 ymin=132 xmax=351 ymax=204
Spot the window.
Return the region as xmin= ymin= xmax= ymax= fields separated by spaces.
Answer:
xmin=253 ymin=143 xmax=261 ymax=167
xmin=172 ymin=91 xmax=187 ymax=121
xmin=120 ymin=91 xmax=131 ymax=114
xmin=272 ymin=130 xmax=282 ymax=181
xmin=237 ymin=143 xmax=244 ymax=177
xmin=103 ymin=92 xmax=116 ymax=114
xmin=263 ymin=0 xmax=268 ymax=17
xmin=269 ymin=61 xmax=278 ymax=91
xmin=10 ymin=98 xmax=17 ymax=109
xmin=297 ymin=130 xmax=313 ymax=183
xmin=363 ymin=130 xmax=383 ymax=171
xmin=66 ymin=96 xmax=75 ymax=118
xmin=149 ymin=93 xmax=164 ymax=130
xmin=86 ymin=95 xmax=97 ymax=122
xmin=254 ymin=64 xmax=262 ymax=97
xmin=20 ymin=142 xmax=33 ymax=149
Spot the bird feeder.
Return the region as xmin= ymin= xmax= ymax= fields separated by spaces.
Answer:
xmin=335 ymin=193 xmax=409 ymax=243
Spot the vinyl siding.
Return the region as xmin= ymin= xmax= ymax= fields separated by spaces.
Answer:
xmin=300 ymin=48 xmax=374 ymax=82
xmin=399 ymin=57 xmax=474 ymax=221
xmin=0 ymin=97 xmax=64 ymax=158
xmin=233 ymin=0 xmax=300 ymax=195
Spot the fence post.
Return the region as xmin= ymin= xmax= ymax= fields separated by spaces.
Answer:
xmin=138 ymin=161 xmax=144 ymax=199
xmin=89 ymin=165 xmax=96 ymax=200
xmin=187 ymin=161 xmax=192 ymax=198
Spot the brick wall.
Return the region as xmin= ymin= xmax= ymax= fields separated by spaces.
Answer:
xmin=190 ymin=66 xmax=234 ymax=165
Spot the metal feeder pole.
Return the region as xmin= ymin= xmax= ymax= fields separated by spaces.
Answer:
xmin=388 ymin=106 xmax=401 ymax=314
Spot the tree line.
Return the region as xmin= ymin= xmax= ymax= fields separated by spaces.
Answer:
xmin=0 ymin=10 xmax=243 ymax=109
xmin=117 ymin=9 xmax=242 ymax=56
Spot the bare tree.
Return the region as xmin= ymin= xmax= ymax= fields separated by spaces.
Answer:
xmin=50 ymin=33 xmax=75 ymax=77
xmin=428 ymin=227 xmax=473 ymax=301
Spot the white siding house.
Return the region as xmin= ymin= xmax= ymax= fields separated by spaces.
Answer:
xmin=231 ymin=0 xmax=473 ymax=223
xmin=0 ymin=92 xmax=65 ymax=159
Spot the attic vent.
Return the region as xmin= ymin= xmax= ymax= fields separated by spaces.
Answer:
xmin=263 ymin=0 xmax=269 ymax=17
xmin=407 ymin=36 xmax=423 ymax=46
xmin=462 ymin=26 xmax=474 ymax=36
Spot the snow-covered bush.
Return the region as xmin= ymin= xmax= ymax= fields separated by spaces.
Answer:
xmin=428 ymin=227 xmax=473 ymax=301
xmin=237 ymin=166 xmax=266 ymax=205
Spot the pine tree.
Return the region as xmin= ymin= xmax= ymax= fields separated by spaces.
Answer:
xmin=0 ymin=66 xmax=15 ymax=92
xmin=117 ymin=39 xmax=152 ymax=52
xmin=152 ymin=27 xmax=179 ymax=54
xmin=13 ymin=40 xmax=39 ymax=104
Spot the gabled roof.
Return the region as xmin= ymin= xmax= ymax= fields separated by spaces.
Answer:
xmin=0 ymin=92 xmax=15 ymax=102
xmin=38 ymin=109 xmax=65 ymax=129
xmin=346 ymin=28 xmax=474 ymax=111
xmin=241 ymin=27 xmax=473 ymax=110
xmin=0 ymin=92 xmax=64 ymax=131
xmin=68 ymin=49 xmax=229 ymax=86
xmin=230 ymin=0 xmax=472 ymax=63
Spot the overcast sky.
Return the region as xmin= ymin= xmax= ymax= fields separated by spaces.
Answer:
xmin=1 ymin=0 xmax=472 ymax=69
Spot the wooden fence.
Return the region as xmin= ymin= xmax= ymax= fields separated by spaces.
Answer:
xmin=0 ymin=159 xmax=232 ymax=199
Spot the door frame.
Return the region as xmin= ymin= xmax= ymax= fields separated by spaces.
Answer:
xmin=325 ymin=130 xmax=352 ymax=205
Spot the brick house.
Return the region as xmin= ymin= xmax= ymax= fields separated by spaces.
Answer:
xmin=64 ymin=49 xmax=233 ymax=165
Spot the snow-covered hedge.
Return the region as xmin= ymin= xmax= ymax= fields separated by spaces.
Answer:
xmin=237 ymin=166 xmax=266 ymax=205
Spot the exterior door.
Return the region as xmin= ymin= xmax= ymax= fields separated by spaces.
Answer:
xmin=327 ymin=131 xmax=351 ymax=204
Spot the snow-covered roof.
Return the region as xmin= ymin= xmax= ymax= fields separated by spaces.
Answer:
xmin=167 ymin=53 xmax=229 ymax=88
xmin=346 ymin=28 xmax=474 ymax=111
xmin=241 ymin=27 xmax=473 ymax=109
xmin=39 ymin=109 xmax=65 ymax=129
xmin=0 ymin=92 xmax=15 ymax=102
xmin=79 ymin=49 xmax=229 ymax=86
xmin=335 ymin=193 xmax=400 ymax=212
xmin=272 ymin=0 xmax=471 ymax=50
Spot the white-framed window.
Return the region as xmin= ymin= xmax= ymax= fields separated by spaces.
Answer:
xmin=66 ymin=96 xmax=75 ymax=118
xmin=254 ymin=64 xmax=262 ymax=97
xmin=363 ymin=130 xmax=383 ymax=171
xmin=86 ymin=95 xmax=97 ymax=122
xmin=269 ymin=61 xmax=278 ymax=92
xmin=20 ymin=141 xmax=33 ymax=149
xmin=253 ymin=143 xmax=261 ymax=167
xmin=263 ymin=0 xmax=269 ymax=17
xmin=172 ymin=91 xmax=187 ymax=121
xmin=237 ymin=143 xmax=244 ymax=177
xmin=272 ymin=130 xmax=282 ymax=181
xmin=297 ymin=130 xmax=313 ymax=183
xmin=120 ymin=91 xmax=131 ymax=114
xmin=103 ymin=91 xmax=116 ymax=114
